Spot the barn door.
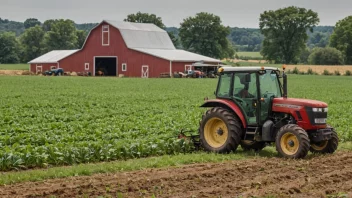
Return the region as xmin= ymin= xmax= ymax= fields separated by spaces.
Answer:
xmin=185 ymin=65 xmax=192 ymax=72
xmin=36 ymin=65 xmax=43 ymax=74
xmin=142 ymin=65 xmax=149 ymax=78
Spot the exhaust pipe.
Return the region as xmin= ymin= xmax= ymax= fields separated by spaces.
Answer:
xmin=283 ymin=65 xmax=287 ymax=98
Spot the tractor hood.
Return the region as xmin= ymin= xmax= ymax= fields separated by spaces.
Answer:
xmin=273 ymin=97 xmax=327 ymax=108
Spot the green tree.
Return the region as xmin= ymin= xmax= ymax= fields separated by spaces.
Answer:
xmin=0 ymin=32 xmax=20 ymax=63
xmin=42 ymin=19 xmax=58 ymax=32
xmin=308 ymin=47 xmax=344 ymax=65
xmin=76 ymin=30 xmax=87 ymax=48
xmin=24 ymin=18 xmax=41 ymax=29
xmin=124 ymin=12 xmax=165 ymax=29
xmin=179 ymin=12 xmax=234 ymax=59
xmin=259 ymin=6 xmax=319 ymax=64
xmin=299 ymin=47 xmax=311 ymax=64
xmin=330 ymin=16 xmax=352 ymax=64
xmin=44 ymin=19 xmax=78 ymax=52
xmin=20 ymin=25 xmax=45 ymax=62
xmin=168 ymin=31 xmax=180 ymax=48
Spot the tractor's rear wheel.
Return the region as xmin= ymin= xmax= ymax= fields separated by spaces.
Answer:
xmin=276 ymin=124 xmax=310 ymax=159
xmin=199 ymin=107 xmax=243 ymax=153
xmin=310 ymin=129 xmax=338 ymax=154
xmin=240 ymin=140 xmax=266 ymax=151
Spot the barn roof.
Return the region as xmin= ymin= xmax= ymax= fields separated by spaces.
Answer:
xmin=132 ymin=48 xmax=220 ymax=62
xmin=28 ymin=50 xmax=79 ymax=64
xmin=104 ymin=20 xmax=175 ymax=50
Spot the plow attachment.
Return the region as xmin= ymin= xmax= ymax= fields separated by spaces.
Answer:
xmin=178 ymin=129 xmax=201 ymax=150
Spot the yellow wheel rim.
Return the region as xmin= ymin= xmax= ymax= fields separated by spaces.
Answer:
xmin=311 ymin=141 xmax=328 ymax=151
xmin=204 ymin=117 xmax=228 ymax=148
xmin=280 ymin=132 xmax=299 ymax=155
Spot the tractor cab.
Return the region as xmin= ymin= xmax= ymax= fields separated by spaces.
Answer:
xmin=216 ymin=67 xmax=281 ymax=126
xmin=198 ymin=66 xmax=338 ymax=159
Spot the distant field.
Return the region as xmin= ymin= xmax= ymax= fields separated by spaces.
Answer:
xmin=0 ymin=64 xmax=29 ymax=70
xmin=236 ymin=52 xmax=263 ymax=58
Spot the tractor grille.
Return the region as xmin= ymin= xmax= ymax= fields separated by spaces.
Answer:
xmin=305 ymin=107 xmax=328 ymax=125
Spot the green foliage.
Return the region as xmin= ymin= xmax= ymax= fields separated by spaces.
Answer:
xmin=0 ymin=18 xmax=25 ymax=36
xmin=124 ymin=12 xmax=165 ymax=29
xmin=334 ymin=71 xmax=341 ymax=76
xmin=179 ymin=12 xmax=234 ymax=59
xmin=292 ymin=67 xmax=300 ymax=74
xmin=167 ymin=31 xmax=180 ymax=48
xmin=260 ymin=6 xmax=319 ymax=64
xmin=42 ymin=19 xmax=57 ymax=32
xmin=44 ymin=19 xmax=78 ymax=52
xmin=20 ymin=25 xmax=45 ymax=62
xmin=323 ymin=69 xmax=332 ymax=75
xmin=0 ymin=76 xmax=350 ymax=171
xmin=306 ymin=68 xmax=318 ymax=75
xmin=76 ymin=30 xmax=87 ymax=49
xmin=308 ymin=47 xmax=344 ymax=65
xmin=345 ymin=70 xmax=352 ymax=76
xmin=24 ymin=18 xmax=41 ymax=29
xmin=0 ymin=32 xmax=20 ymax=63
xmin=330 ymin=16 xmax=352 ymax=64
xmin=229 ymin=28 xmax=263 ymax=51
xmin=299 ymin=48 xmax=311 ymax=64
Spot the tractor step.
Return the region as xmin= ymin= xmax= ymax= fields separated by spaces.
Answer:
xmin=245 ymin=127 xmax=259 ymax=139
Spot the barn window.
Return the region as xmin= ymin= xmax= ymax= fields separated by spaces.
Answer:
xmin=50 ymin=66 xmax=56 ymax=70
xmin=122 ymin=63 xmax=127 ymax=71
xmin=85 ymin=63 xmax=89 ymax=70
xmin=102 ymin=25 xmax=109 ymax=46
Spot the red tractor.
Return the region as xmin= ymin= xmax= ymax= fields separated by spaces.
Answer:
xmin=198 ymin=66 xmax=338 ymax=158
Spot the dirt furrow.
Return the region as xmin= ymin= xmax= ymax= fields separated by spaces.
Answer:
xmin=1 ymin=152 xmax=352 ymax=198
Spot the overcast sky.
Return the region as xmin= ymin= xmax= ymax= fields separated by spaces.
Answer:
xmin=0 ymin=0 xmax=350 ymax=28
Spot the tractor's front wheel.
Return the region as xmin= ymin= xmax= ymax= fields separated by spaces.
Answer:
xmin=310 ymin=129 xmax=338 ymax=154
xmin=240 ymin=140 xmax=266 ymax=151
xmin=199 ymin=107 xmax=243 ymax=153
xmin=276 ymin=124 xmax=310 ymax=159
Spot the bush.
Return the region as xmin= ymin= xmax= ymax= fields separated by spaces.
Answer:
xmin=345 ymin=70 xmax=352 ymax=76
xmin=323 ymin=70 xmax=332 ymax=75
xmin=292 ymin=67 xmax=299 ymax=74
xmin=307 ymin=68 xmax=314 ymax=75
xmin=299 ymin=71 xmax=306 ymax=75
xmin=334 ymin=70 xmax=341 ymax=76
xmin=308 ymin=47 xmax=344 ymax=65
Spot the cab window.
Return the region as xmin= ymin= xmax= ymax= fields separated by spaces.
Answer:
xmin=217 ymin=73 xmax=232 ymax=98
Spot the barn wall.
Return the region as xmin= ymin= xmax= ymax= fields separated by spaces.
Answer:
xmin=59 ymin=22 xmax=171 ymax=77
xmin=30 ymin=63 xmax=58 ymax=74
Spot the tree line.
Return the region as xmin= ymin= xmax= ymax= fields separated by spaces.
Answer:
xmin=0 ymin=8 xmax=352 ymax=65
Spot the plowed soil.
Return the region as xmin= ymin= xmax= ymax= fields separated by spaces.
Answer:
xmin=1 ymin=152 xmax=352 ymax=198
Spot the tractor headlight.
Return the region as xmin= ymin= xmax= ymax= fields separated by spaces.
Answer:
xmin=315 ymin=118 xmax=327 ymax=124
xmin=312 ymin=108 xmax=323 ymax=112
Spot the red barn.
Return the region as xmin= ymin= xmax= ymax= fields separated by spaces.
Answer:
xmin=29 ymin=20 xmax=221 ymax=78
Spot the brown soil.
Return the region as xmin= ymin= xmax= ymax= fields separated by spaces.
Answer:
xmin=1 ymin=152 xmax=352 ymax=198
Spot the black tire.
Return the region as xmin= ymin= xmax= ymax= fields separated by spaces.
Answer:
xmin=310 ymin=129 xmax=338 ymax=154
xmin=276 ymin=124 xmax=310 ymax=159
xmin=199 ymin=107 xmax=243 ymax=153
xmin=240 ymin=140 xmax=266 ymax=151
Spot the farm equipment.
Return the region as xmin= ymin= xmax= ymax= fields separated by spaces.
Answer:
xmin=191 ymin=66 xmax=338 ymax=158
xmin=43 ymin=68 xmax=64 ymax=76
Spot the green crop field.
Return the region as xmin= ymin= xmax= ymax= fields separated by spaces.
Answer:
xmin=236 ymin=52 xmax=263 ymax=58
xmin=0 ymin=64 xmax=29 ymax=70
xmin=0 ymin=75 xmax=351 ymax=171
